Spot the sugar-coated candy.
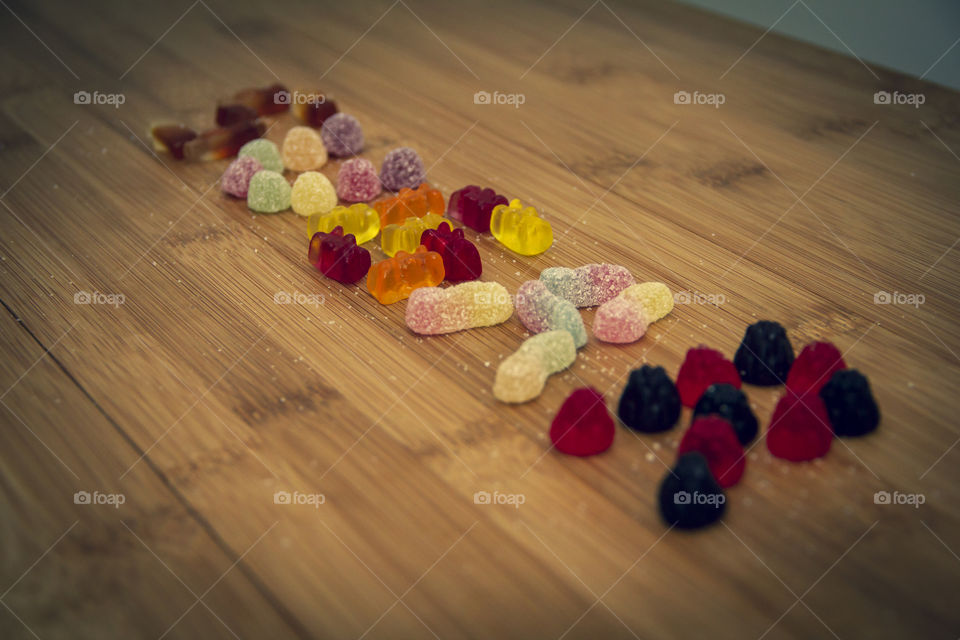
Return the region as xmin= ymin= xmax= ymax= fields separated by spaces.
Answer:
xmin=380 ymin=147 xmax=426 ymax=191
xmin=150 ymin=123 xmax=197 ymax=160
xmin=221 ymin=156 xmax=263 ymax=198
xmin=374 ymin=183 xmax=444 ymax=227
xmin=282 ymin=126 xmax=327 ymax=172
xmin=617 ymin=365 xmax=681 ymax=433
xmin=675 ymin=346 xmax=741 ymax=408
xmin=593 ymin=282 xmax=673 ymax=344
xmin=337 ymin=158 xmax=381 ymax=202
xmin=306 ymin=204 xmax=380 ymax=244
xmin=232 ymin=83 xmax=290 ymax=116
xmin=291 ymin=171 xmax=337 ymax=217
xmin=678 ymin=417 xmax=745 ymax=488
xmin=238 ymin=138 xmax=283 ymax=173
xmin=515 ymin=280 xmax=588 ymax=348
xmin=366 ymin=246 xmax=445 ymax=304
xmin=321 ymin=113 xmax=363 ymax=157
xmin=308 ymin=226 xmax=371 ymax=284
xmin=550 ymin=388 xmax=615 ymax=457
xmin=692 ymin=384 xmax=758 ymax=445
xmin=183 ymin=120 xmax=267 ymax=162
xmin=490 ymin=199 xmax=553 ymax=256
xmin=786 ymin=342 xmax=846 ymax=395
xmin=493 ymin=330 xmax=576 ymax=404
xmin=405 ymin=281 xmax=512 ymax=335
xmin=819 ymin=369 xmax=879 ymax=437
xmin=734 ymin=320 xmax=794 ymax=386
xmin=658 ymin=452 xmax=726 ymax=529
xmin=292 ymin=94 xmax=338 ymax=127
xmin=380 ymin=214 xmax=446 ymax=257
xmin=247 ymin=170 xmax=291 ymax=213
xmin=448 ymin=185 xmax=508 ymax=232
xmin=420 ymin=222 xmax=482 ymax=282
xmin=766 ymin=394 xmax=832 ymax=461
xmin=540 ymin=264 xmax=635 ymax=307
xmin=215 ymin=103 xmax=258 ymax=127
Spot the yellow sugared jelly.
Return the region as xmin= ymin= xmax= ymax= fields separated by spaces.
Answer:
xmin=306 ymin=203 xmax=380 ymax=244
xmin=380 ymin=213 xmax=445 ymax=257
xmin=489 ymin=199 xmax=553 ymax=256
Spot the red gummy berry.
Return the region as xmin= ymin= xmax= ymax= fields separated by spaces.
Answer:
xmin=677 ymin=416 xmax=745 ymax=487
xmin=308 ymin=226 xmax=371 ymax=284
xmin=785 ymin=341 xmax=846 ymax=395
xmin=550 ymin=388 xmax=615 ymax=457
xmin=675 ymin=346 xmax=741 ymax=408
xmin=766 ymin=393 xmax=833 ymax=462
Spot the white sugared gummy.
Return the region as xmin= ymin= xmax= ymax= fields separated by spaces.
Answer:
xmin=493 ymin=330 xmax=577 ymax=403
xmin=406 ymin=282 xmax=513 ymax=335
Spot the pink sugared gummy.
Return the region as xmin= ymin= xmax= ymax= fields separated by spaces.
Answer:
xmin=336 ymin=157 xmax=381 ymax=202
xmin=221 ymin=155 xmax=263 ymax=198
xmin=540 ymin=264 xmax=635 ymax=307
xmin=592 ymin=298 xmax=648 ymax=343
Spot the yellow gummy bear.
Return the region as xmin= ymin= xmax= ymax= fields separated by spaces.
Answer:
xmin=380 ymin=213 xmax=445 ymax=257
xmin=489 ymin=199 xmax=553 ymax=256
xmin=307 ymin=203 xmax=380 ymax=245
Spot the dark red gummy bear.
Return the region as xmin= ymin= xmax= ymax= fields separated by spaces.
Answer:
xmin=448 ymin=185 xmax=508 ymax=233
xmin=766 ymin=393 xmax=833 ymax=462
xmin=675 ymin=346 xmax=741 ymax=408
xmin=420 ymin=222 xmax=482 ymax=282
xmin=308 ymin=226 xmax=371 ymax=284
xmin=785 ymin=341 xmax=846 ymax=395
xmin=550 ymin=387 xmax=615 ymax=457
xmin=677 ymin=417 xmax=745 ymax=487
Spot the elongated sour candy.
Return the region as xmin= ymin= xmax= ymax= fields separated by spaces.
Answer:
xmin=306 ymin=204 xmax=380 ymax=243
xmin=516 ymin=280 xmax=587 ymax=348
xmin=490 ymin=199 xmax=553 ymax=256
xmin=540 ymin=264 xmax=635 ymax=307
xmin=380 ymin=213 xmax=445 ymax=257
xmin=406 ymin=282 xmax=513 ymax=335
xmin=593 ymin=282 xmax=673 ymax=344
xmin=493 ymin=331 xmax=576 ymax=404
xmin=366 ymin=246 xmax=444 ymax=304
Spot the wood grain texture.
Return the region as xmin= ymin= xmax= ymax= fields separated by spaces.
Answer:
xmin=1 ymin=0 xmax=958 ymax=638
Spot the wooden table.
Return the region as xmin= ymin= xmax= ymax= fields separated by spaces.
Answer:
xmin=1 ymin=0 xmax=958 ymax=637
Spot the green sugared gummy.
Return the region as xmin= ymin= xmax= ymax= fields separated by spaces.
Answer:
xmin=239 ymin=139 xmax=283 ymax=173
xmin=247 ymin=170 xmax=291 ymax=213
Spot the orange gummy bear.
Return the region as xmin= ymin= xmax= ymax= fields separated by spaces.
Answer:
xmin=366 ymin=246 xmax=445 ymax=304
xmin=374 ymin=183 xmax=444 ymax=227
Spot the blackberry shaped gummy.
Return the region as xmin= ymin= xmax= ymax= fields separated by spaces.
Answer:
xmin=692 ymin=383 xmax=758 ymax=445
xmin=819 ymin=369 xmax=879 ymax=436
xmin=733 ymin=320 xmax=794 ymax=386
xmin=658 ymin=452 xmax=726 ymax=529
xmin=617 ymin=365 xmax=681 ymax=433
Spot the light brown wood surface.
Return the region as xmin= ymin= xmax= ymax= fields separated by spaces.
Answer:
xmin=1 ymin=0 xmax=958 ymax=638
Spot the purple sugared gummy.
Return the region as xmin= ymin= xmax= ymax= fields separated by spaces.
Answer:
xmin=448 ymin=185 xmax=508 ymax=233
xmin=321 ymin=113 xmax=364 ymax=157
xmin=379 ymin=147 xmax=425 ymax=191
xmin=221 ymin=155 xmax=263 ymax=198
xmin=337 ymin=158 xmax=381 ymax=202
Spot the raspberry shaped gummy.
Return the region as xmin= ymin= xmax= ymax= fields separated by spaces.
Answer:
xmin=692 ymin=383 xmax=758 ymax=445
xmin=734 ymin=320 xmax=794 ymax=386
xmin=675 ymin=346 xmax=741 ymax=408
xmin=658 ymin=452 xmax=726 ymax=530
xmin=786 ymin=341 xmax=846 ymax=395
xmin=677 ymin=417 xmax=745 ymax=488
xmin=617 ymin=365 xmax=681 ymax=433
xmin=550 ymin=388 xmax=615 ymax=457
xmin=766 ymin=393 xmax=832 ymax=461
xmin=819 ymin=369 xmax=879 ymax=437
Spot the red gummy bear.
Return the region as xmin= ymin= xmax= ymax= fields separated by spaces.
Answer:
xmin=675 ymin=346 xmax=741 ymax=408
xmin=550 ymin=388 xmax=615 ymax=457
xmin=677 ymin=416 xmax=745 ymax=487
xmin=420 ymin=222 xmax=482 ymax=282
xmin=308 ymin=226 xmax=371 ymax=284
xmin=448 ymin=185 xmax=508 ymax=233
xmin=766 ymin=393 xmax=833 ymax=462
xmin=785 ymin=341 xmax=846 ymax=395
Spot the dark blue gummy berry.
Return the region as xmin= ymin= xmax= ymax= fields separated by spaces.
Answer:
xmin=658 ymin=452 xmax=726 ymax=530
xmin=819 ymin=369 xmax=879 ymax=436
xmin=692 ymin=383 xmax=758 ymax=445
xmin=733 ymin=320 xmax=794 ymax=386
xmin=617 ymin=365 xmax=681 ymax=433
